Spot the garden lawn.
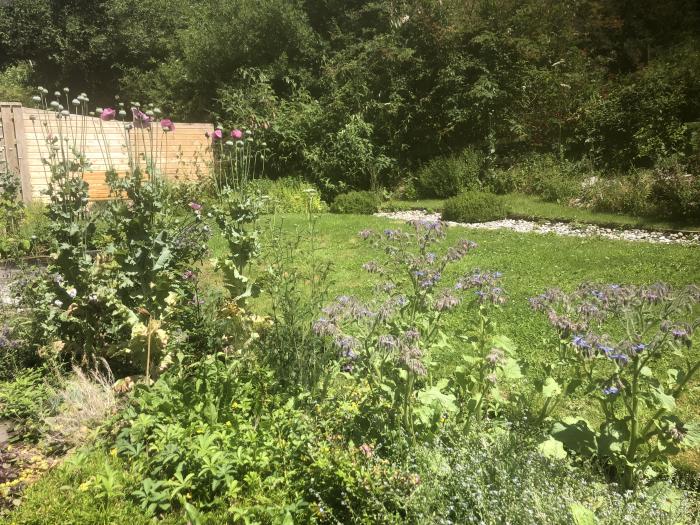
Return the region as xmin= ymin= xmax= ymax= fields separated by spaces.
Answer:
xmin=385 ymin=193 xmax=700 ymax=231
xmin=213 ymin=212 xmax=700 ymax=466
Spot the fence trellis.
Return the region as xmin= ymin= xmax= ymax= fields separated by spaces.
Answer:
xmin=0 ymin=102 xmax=215 ymax=202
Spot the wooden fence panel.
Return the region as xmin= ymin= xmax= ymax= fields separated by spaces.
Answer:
xmin=18 ymin=106 xmax=214 ymax=201
xmin=0 ymin=103 xmax=32 ymax=203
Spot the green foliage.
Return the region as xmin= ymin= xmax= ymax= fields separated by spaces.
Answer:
xmin=649 ymin=157 xmax=700 ymax=220
xmin=0 ymin=170 xmax=28 ymax=259
xmin=442 ymin=191 xmax=508 ymax=223
xmin=330 ymin=190 xmax=381 ymax=214
xmin=0 ymin=369 xmax=50 ymax=441
xmin=258 ymin=216 xmax=335 ymax=394
xmin=306 ymin=114 xmax=393 ymax=195
xmin=313 ymin=222 xmax=515 ymax=441
xmin=416 ymin=149 xmax=484 ymax=199
xmin=249 ymin=177 xmax=327 ymax=214
xmin=0 ymin=62 xmax=33 ymax=105
xmin=412 ymin=426 xmax=697 ymax=524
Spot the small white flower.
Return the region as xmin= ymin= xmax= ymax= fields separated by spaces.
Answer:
xmin=54 ymin=299 xmax=63 ymax=307
xmin=67 ymin=288 xmax=77 ymax=298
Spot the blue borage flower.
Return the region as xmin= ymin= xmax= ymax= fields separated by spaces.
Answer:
xmin=377 ymin=334 xmax=397 ymax=349
xmin=609 ymin=353 xmax=630 ymax=366
xmin=572 ymin=335 xmax=591 ymax=349
xmin=632 ymin=342 xmax=646 ymax=354
xmin=603 ymin=386 xmax=620 ymax=396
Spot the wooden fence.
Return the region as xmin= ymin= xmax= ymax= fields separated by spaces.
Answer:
xmin=0 ymin=102 xmax=215 ymax=202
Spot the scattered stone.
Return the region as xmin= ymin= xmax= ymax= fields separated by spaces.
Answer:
xmin=375 ymin=210 xmax=700 ymax=246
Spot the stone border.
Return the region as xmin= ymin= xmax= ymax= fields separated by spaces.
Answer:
xmin=375 ymin=210 xmax=700 ymax=246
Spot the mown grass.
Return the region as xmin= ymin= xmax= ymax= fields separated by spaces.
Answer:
xmin=383 ymin=193 xmax=700 ymax=231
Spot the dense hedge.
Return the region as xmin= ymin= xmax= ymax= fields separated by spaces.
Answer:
xmin=442 ymin=191 xmax=509 ymax=223
xmin=330 ymin=191 xmax=381 ymax=215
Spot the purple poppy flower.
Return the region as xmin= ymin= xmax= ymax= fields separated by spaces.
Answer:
xmin=160 ymin=118 xmax=175 ymax=132
xmin=189 ymin=202 xmax=202 ymax=212
xmin=132 ymin=107 xmax=152 ymax=128
xmin=212 ymin=129 xmax=223 ymax=141
xmin=100 ymin=108 xmax=116 ymax=121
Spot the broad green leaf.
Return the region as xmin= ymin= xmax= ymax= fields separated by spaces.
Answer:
xmin=652 ymin=388 xmax=676 ymax=412
xmin=501 ymin=358 xmax=523 ymax=380
xmin=417 ymin=381 xmax=457 ymax=414
xmin=552 ymin=417 xmax=597 ymax=456
xmin=541 ymin=377 xmax=562 ymax=398
xmin=491 ymin=334 xmax=516 ymax=355
xmin=538 ymin=437 xmax=567 ymax=460
xmin=570 ymin=503 xmax=597 ymax=525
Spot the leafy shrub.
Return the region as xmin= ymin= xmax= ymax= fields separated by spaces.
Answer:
xmin=416 ymin=148 xmax=484 ymax=198
xmin=481 ymin=168 xmax=519 ymax=195
xmin=0 ymin=322 xmax=39 ymax=381
xmin=249 ymin=177 xmax=327 ymax=214
xmin=442 ymin=191 xmax=508 ymax=223
xmin=305 ymin=114 xmax=394 ymax=197
xmin=503 ymin=154 xmax=587 ymax=203
xmin=578 ymin=171 xmax=654 ymax=216
xmin=649 ymin=157 xmax=700 ymax=220
xmin=330 ymin=190 xmax=381 ymax=214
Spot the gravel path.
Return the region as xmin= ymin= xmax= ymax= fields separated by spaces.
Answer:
xmin=375 ymin=210 xmax=700 ymax=246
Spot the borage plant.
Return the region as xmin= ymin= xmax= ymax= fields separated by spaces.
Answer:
xmin=313 ymin=220 xmax=517 ymax=441
xmin=532 ymin=283 xmax=700 ymax=489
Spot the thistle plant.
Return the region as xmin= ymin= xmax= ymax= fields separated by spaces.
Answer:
xmin=313 ymin=220 xmax=511 ymax=439
xmin=531 ymin=283 xmax=700 ymax=489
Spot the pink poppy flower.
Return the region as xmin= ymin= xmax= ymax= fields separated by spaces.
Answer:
xmin=160 ymin=119 xmax=175 ymax=132
xmin=101 ymin=108 xmax=116 ymax=121
xmin=189 ymin=202 xmax=202 ymax=211
xmin=212 ymin=129 xmax=223 ymax=141
xmin=230 ymin=129 xmax=243 ymax=139
xmin=132 ymin=107 xmax=152 ymax=129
